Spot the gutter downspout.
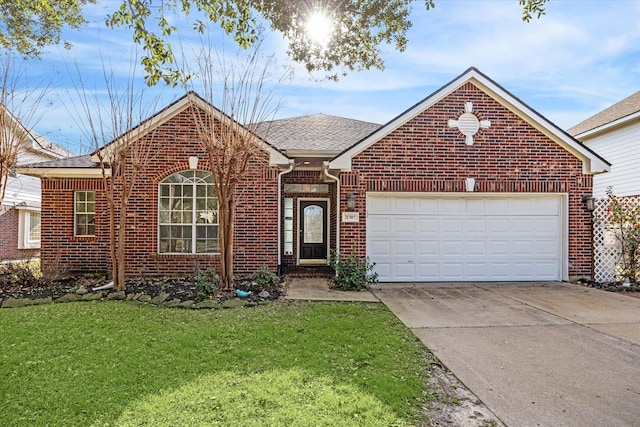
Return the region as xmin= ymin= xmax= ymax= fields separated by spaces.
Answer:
xmin=277 ymin=160 xmax=295 ymax=276
xmin=323 ymin=161 xmax=340 ymax=254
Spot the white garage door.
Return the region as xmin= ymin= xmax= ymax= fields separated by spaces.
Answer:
xmin=367 ymin=194 xmax=565 ymax=282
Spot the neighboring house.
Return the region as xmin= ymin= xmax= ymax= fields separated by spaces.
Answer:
xmin=567 ymin=91 xmax=640 ymax=198
xmin=0 ymin=112 xmax=73 ymax=262
xmin=20 ymin=68 xmax=609 ymax=282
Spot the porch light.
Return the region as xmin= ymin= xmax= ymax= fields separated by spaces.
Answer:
xmin=582 ymin=195 xmax=595 ymax=212
xmin=346 ymin=193 xmax=356 ymax=211
xmin=188 ymin=156 xmax=198 ymax=170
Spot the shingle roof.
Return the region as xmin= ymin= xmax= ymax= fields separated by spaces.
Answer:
xmin=255 ymin=114 xmax=381 ymax=152
xmin=25 ymin=154 xmax=97 ymax=168
xmin=568 ymin=91 xmax=640 ymax=136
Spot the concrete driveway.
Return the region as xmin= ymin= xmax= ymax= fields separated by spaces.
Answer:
xmin=371 ymin=282 xmax=640 ymax=427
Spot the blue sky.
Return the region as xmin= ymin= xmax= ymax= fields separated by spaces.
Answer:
xmin=19 ymin=0 xmax=640 ymax=155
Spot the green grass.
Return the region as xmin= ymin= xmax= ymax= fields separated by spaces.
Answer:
xmin=0 ymin=301 xmax=429 ymax=426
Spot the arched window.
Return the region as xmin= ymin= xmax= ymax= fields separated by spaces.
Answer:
xmin=158 ymin=170 xmax=218 ymax=254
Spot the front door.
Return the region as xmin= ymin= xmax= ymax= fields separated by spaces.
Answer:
xmin=299 ymin=200 xmax=328 ymax=263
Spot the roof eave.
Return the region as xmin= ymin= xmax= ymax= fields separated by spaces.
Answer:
xmin=16 ymin=167 xmax=110 ymax=178
xmin=573 ymin=111 xmax=640 ymax=140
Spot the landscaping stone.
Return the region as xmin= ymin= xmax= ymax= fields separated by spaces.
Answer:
xmin=131 ymin=293 xmax=145 ymax=301
xmin=138 ymin=294 xmax=152 ymax=303
xmin=192 ymin=300 xmax=219 ymax=310
xmin=82 ymin=292 xmax=103 ymax=301
xmin=75 ymin=287 xmax=88 ymax=295
xmin=31 ymin=297 xmax=53 ymax=306
xmin=106 ymin=291 xmax=127 ymax=301
xmin=180 ymin=300 xmax=195 ymax=309
xmin=258 ymin=290 xmax=271 ymax=298
xmin=126 ymin=293 xmax=136 ymax=300
xmin=150 ymin=292 xmax=170 ymax=305
xmin=2 ymin=298 xmax=31 ymax=308
xmin=56 ymin=293 xmax=83 ymax=303
xmin=163 ymin=299 xmax=181 ymax=308
xmin=222 ymin=298 xmax=248 ymax=309
xmin=246 ymin=301 xmax=258 ymax=307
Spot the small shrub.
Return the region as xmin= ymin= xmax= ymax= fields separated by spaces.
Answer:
xmin=329 ymin=250 xmax=378 ymax=291
xmin=603 ymin=188 xmax=640 ymax=283
xmin=252 ymin=267 xmax=280 ymax=291
xmin=195 ymin=269 xmax=220 ymax=299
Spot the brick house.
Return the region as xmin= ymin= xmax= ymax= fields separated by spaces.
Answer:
xmin=1 ymin=109 xmax=72 ymax=262
xmin=568 ymin=90 xmax=640 ymax=198
xmin=20 ymin=68 xmax=609 ymax=281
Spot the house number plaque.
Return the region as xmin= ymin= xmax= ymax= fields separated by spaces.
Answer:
xmin=342 ymin=212 xmax=359 ymax=223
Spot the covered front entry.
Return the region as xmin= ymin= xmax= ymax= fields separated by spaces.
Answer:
xmin=366 ymin=193 xmax=566 ymax=282
xmin=299 ymin=199 xmax=329 ymax=265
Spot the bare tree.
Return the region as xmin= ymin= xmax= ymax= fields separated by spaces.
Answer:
xmin=69 ymin=59 xmax=162 ymax=290
xmin=0 ymin=54 xmax=48 ymax=206
xmin=187 ymin=41 xmax=286 ymax=289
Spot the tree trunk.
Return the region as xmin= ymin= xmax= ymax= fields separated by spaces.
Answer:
xmin=115 ymin=205 xmax=126 ymax=291
xmin=108 ymin=197 xmax=118 ymax=289
xmin=218 ymin=193 xmax=235 ymax=289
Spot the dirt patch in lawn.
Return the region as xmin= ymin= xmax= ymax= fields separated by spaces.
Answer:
xmin=420 ymin=354 xmax=504 ymax=427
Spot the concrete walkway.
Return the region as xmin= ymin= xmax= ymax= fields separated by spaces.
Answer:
xmin=285 ymin=277 xmax=379 ymax=302
xmin=372 ymin=282 xmax=640 ymax=427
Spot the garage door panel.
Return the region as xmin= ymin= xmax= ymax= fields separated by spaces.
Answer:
xmin=442 ymin=218 xmax=464 ymax=232
xmin=466 ymin=218 xmax=487 ymax=233
xmin=442 ymin=262 xmax=465 ymax=279
xmin=418 ymin=241 xmax=439 ymax=256
xmin=488 ymin=241 xmax=511 ymax=255
xmin=417 ymin=198 xmax=439 ymax=213
xmin=394 ymin=241 xmax=415 ymax=255
xmin=367 ymin=194 xmax=563 ymax=282
xmin=467 ymin=241 xmax=487 ymax=255
xmin=418 ymin=218 xmax=439 ymax=232
xmin=394 ymin=218 xmax=415 ymax=233
xmin=487 ymin=218 xmax=510 ymax=233
xmin=535 ymin=240 xmax=559 ymax=253
xmin=368 ymin=217 xmax=392 ymax=233
xmin=442 ymin=240 xmax=464 ymax=255
xmin=394 ymin=263 xmax=416 ymax=279
xmin=418 ymin=263 xmax=440 ymax=279
xmin=369 ymin=240 xmax=391 ymax=256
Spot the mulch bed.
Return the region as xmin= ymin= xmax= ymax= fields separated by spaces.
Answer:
xmin=0 ymin=275 xmax=281 ymax=304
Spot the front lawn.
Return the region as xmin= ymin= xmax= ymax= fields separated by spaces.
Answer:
xmin=0 ymin=301 xmax=429 ymax=426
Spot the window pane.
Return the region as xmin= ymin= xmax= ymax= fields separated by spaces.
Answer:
xmin=29 ymin=212 xmax=40 ymax=241
xmin=304 ymin=205 xmax=324 ymax=243
xmin=75 ymin=192 xmax=96 ymax=236
xmin=158 ymin=172 xmax=218 ymax=253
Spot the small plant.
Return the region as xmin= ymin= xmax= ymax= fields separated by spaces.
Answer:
xmin=195 ymin=268 xmax=220 ymax=299
xmin=329 ymin=250 xmax=378 ymax=291
xmin=604 ymin=188 xmax=640 ymax=283
xmin=252 ymin=267 xmax=280 ymax=291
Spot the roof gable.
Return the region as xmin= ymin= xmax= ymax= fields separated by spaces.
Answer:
xmin=329 ymin=67 xmax=609 ymax=174
xmin=92 ymin=92 xmax=289 ymax=167
xmin=568 ymin=91 xmax=640 ymax=138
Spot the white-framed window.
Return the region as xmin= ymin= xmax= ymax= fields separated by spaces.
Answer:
xmin=158 ymin=170 xmax=218 ymax=254
xmin=18 ymin=209 xmax=41 ymax=249
xmin=75 ymin=191 xmax=96 ymax=236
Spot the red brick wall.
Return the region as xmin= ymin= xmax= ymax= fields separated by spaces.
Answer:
xmin=0 ymin=207 xmax=39 ymax=261
xmin=40 ymin=108 xmax=280 ymax=278
xmin=339 ymin=83 xmax=594 ymax=279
